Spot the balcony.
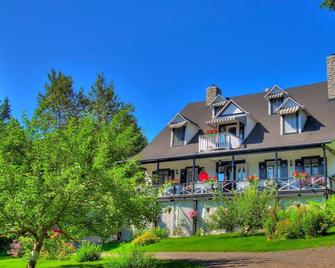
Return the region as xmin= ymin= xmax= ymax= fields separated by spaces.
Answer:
xmin=159 ymin=176 xmax=333 ymax=197
xmin=199 ymin=132 xmax=242 ymax=152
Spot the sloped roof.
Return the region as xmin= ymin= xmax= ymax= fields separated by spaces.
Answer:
xmin=138 ymin=82 xmax=334 ymax=162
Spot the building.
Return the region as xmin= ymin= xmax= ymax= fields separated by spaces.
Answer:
xmin=137 ymin=54 xmax=335 ymax=236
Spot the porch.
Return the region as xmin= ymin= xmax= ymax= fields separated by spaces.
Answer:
xmin=142 ymin=144 xmax=335 ymax=198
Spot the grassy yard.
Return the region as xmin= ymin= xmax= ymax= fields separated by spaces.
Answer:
xmin=0 ymin=256 xmax=202 ymax=268
xmin=105 ymin=229 xmax=335 ymax=253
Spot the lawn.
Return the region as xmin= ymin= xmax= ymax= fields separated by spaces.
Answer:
xmin=105 ymin=229 xmax=335 ymax=253
xmin=0 ymin=256 xmax=202 ymax=268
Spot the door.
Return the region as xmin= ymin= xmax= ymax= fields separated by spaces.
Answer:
xmin=226 ymin=125 xmax=237 ymax=136
xmin=219 ymin=124 xmax=237 ymax=135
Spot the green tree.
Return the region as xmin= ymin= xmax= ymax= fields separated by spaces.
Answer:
xmin=0 ymin=97 xmax=11 ymax=123
xmin=0 ymin=115 xmax=158 ymax=268
xmin=36 ymin=69 xmax=79 ymax=129
xmin=88 ymin=73 xmax=147 ymax=155
xmin=321 ymin=0 xmax=335 ymax=10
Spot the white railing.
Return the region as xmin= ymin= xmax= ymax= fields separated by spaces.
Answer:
xmin=159 ymin=177 xmax=332 ymax=197
xmin=199 ymin=132 xmax=242 ymax=152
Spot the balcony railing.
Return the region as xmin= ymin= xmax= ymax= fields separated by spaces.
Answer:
xmin=199 ymin=132 xmax=242 ymax=152
xmin=159 ymin=177 xmax=332 ymax=197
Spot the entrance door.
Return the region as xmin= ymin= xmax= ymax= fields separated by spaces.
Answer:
xmin=219 ymin=124 xmax=237 ymax=135
xmin=217 ymin=165 xmax=234 ymax=181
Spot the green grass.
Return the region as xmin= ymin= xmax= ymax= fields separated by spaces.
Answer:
xmin=105 ymin=229 xmax=335 ymax=253
xmin=0 ymin=256 xmax=202 ymax=268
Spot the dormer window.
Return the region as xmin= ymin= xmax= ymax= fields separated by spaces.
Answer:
xmin=283 ymin=112 xmax=298 ymax=134
xmin=264 ymin=85 xmax=287 ymax=115
xmin=172 ymin=126 xmax=185 ymax=146
xmin=276 ymin=97 xmax=308 ymax=135
xmin=270 ymin=97 xmax=284 ymax=114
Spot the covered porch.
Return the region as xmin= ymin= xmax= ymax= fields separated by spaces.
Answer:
xmin=142 ymin=144 xmax=335 ymax=197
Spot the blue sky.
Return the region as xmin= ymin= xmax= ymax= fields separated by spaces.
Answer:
xmin=0 ymin=0 xmax=334 ymax=141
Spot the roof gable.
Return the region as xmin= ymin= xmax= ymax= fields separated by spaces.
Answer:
xmin=276 ymin=97 xmax=305 ymax=115
xmin=209 ymin=94 xmax=227 ymax=106
xmin=167 ymin=113 xmax=188 ymax=125
xmin=215 ymin=100 xmax=247 ymax=118
xmin=264 ymin=85 xmax=287 ymax=100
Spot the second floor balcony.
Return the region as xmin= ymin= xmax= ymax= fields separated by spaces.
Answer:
xmin=199 ymin=132 xmax=242 ymax=152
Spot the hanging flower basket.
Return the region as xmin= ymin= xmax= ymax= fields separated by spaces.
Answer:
xmin=292 ymin=171 xmax=308 ymax=179
xmin=188 ymin=209 xmax=198 ymax=219
xmin=206 ymin=129 xmax=218 ymax=135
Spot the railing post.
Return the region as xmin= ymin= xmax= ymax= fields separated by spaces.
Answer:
xmin=322 ymin=144 xmax=330 ymax=190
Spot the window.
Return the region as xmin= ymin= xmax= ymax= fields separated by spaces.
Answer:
xmin=172 ymin=126 xmax=185 ymax=146
xmin=213 ymin=106 xmax=222 ymax=116
xmin=266 ymin=160 xmax=281 ymax=179
xmin=303 ymin=157 xmax=322 ymax=176
xmin=153 ymin=169 xmax=174 ymax=185
xmin=270 ymin=97 xmax=284 ymax=114
xmin=283 ymin=113 xmax=298 ymax=134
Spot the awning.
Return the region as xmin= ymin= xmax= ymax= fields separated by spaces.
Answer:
xmin=169 ymin=121 xmax=187 ymax=129
xmin=265 ymin=92 xmax=285 ymax=100
xmin=278 ymin=106 xmax=301 ymax=115
xmin=206 ymin=114 xmax=246 ymax=125
xmin=212 ymin=101 xmax=227 ymax=107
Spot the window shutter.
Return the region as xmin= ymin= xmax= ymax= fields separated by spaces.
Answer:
xmin=318 ymin=157 xmax=325 ymax=175
xmin=180 ymin=169 xmax=187 ymax=184
xmin=259 ymin=162 xmax=266 ymax=179
xmin=169 ymin=169 xmax=175 ymax=180
xmin=295 ymin=159 xmax=303 ymax=173
xmin=280 ymin=160 xmax=288 ymax=179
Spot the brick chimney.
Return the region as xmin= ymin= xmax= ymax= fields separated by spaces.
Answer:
xmin=327 ymin=54 xmax=335 ymax=100
xmin=206 ymin=85 xmax=221 ymax=105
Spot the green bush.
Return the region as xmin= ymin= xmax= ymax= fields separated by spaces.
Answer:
xmin=112 ymin=244 xmax=157 ymax=268
xmin=266 ymin=203 xmax=332 ymax=240
xmin=325 ymin=195 xmax=335 ymax=224
xmin=150 ymin=227 xmax=169 ymax=239
xmin=208 ymin=182 xmax=275 ymax=235
xmin=132 ymin=231 xmax=160 ymax=246
xmin=75 ymin=241 xmax=102 ymax=262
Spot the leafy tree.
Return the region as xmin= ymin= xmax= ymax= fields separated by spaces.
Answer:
xmin=0 ymin=97 xmax=11 ymax=123
xmin=321 ymin=0 xmax=335 ymax=10
xmin=0 ymin=115 xmax=158 ymax=268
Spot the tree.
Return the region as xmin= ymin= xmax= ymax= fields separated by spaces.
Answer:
xmin=87 ymin=73 xmax=147 ymax=155
xmin=0 ymin=115 xmax=158 ymax=268
xmin=0 ymin=97 xmax=11 ymax=123
xmin=321 ymin=0 xmax=335 ymax=10
xmin=36 ymin=69 xmax=78 ymax=129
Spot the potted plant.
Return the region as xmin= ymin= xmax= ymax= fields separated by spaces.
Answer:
xmin=206 ymin=129 xmax=218 ymax=136
xmin=188 ymin=209 xmax=198 ymax=219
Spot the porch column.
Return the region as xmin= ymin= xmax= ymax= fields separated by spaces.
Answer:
xmin=192 ymin=158 xmax=196 ymax=183
xmin=156 ymin=161 xmax=160 ymax=185
xmin=275 ymin=151 xmax=279 ymax=179
xmin=231 ymin=155 xmax=236 ymax=179
xmin=322 ymin=144 xmax=330 ymax=189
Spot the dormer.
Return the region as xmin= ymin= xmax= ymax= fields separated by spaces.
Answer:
xmin=209 ymin=94 xmax=227 ymax=117
xmin=168 ymin=113 xmax=199 ymax=147
xmin=275 ymin=97 xmax=308 ymax=135
xmin=264 ymin=85 xmax=288 ymax=115
xmin=206 ymin=99 xmax=256 ymax=141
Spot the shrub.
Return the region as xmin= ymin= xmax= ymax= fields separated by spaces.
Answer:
xmin=266 ymin=203 xmax=333 ymax=240
xmin=132 ymin=231 xmax=160 ymax=246
xmin=112 ymin=244 xmax=157 ymax=268
xmin=150 ymin=227 xmax=169 ymax=239
xmin=0 ymin=236 xmax=11 ymax=256
xmin=75 ymin=241 xmax=102 ymax=262
xmin=41 ymin=237 xmax=75 ymax=260
xmin=325 ymin=195 xmax=335 ymax=224
xmin=208 ymin=183 xmax=275 ymax=235
xmin=264 ymin=206 xmax=281 ymax=239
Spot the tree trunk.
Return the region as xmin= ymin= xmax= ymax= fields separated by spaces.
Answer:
xmin=27 ymin=236 xmax=44 ymax=268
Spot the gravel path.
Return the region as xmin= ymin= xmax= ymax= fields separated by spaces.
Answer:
xmin=155 ymin=247 xmax=335 ymax=267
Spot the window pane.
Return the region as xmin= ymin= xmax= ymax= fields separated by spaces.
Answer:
xmin=173 ymin=127 xmax=185 ymax=146
xmin=284 ymin=114 xmax=298 ymax=133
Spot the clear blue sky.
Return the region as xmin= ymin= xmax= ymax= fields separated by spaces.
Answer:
xmin=0 ymin=0 xmax=334 ymax=141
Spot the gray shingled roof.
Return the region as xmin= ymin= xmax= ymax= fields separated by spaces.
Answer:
xmin=138 ymin=82 xmax=335 ymax=162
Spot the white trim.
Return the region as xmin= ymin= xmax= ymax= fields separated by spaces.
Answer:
xmin=214 ymin=99 xmax=249 ymax=119
xmin=264 ymin=84 xmax=287 ymax=99
xmin=275 ymin=96 xmax=304 ymax=113
xmin=208 ymin=94 xmax=227 ymax=106
xmin=167 ymin=113 xmax=189 ymax=126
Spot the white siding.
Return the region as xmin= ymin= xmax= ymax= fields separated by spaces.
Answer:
xmin=298 ymin=110 xmax=307 ymax=133
xmin=185 ymin=124 xmax=199 ymax=145
xmin=244 ymin=116 xmax=256 ymax=140
xmin=220 ymin=103 xmax=242 ymax=116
